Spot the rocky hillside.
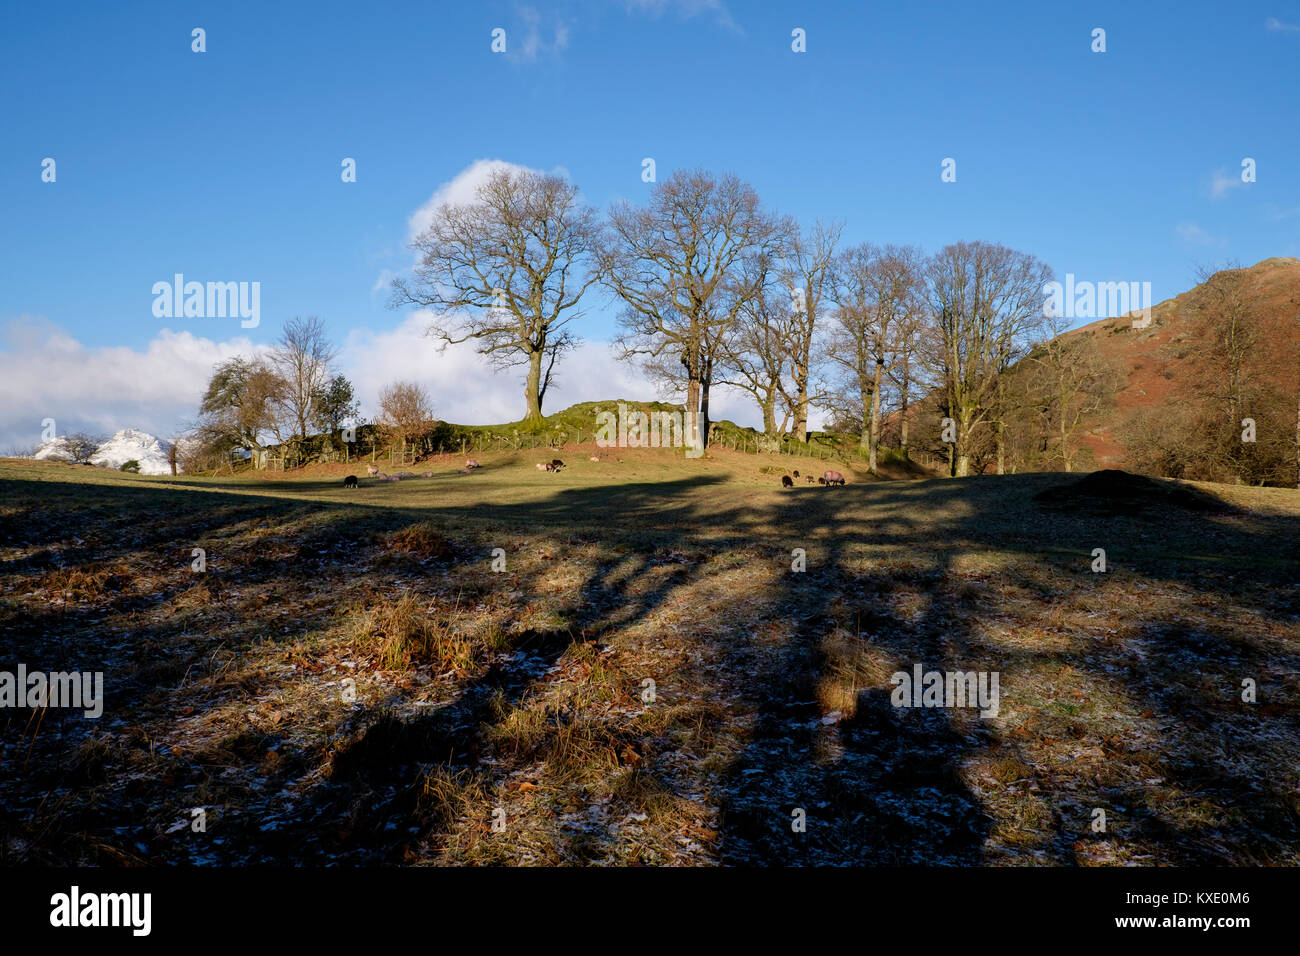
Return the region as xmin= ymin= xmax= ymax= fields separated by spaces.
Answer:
xmin=1061 ymin=257 xmax=1300 ymax=468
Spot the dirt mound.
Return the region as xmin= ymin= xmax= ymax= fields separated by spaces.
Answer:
xmin=1033 ymin=469 xmax=1237 ymax=515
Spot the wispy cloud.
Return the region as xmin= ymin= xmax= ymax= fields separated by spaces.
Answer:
xmin=1175 ymin=221 xmax=1225 ymax=247
xmin=1266 ymin=16 xmax=1300 ymax=33
xmin=624 ymin=0 xmax=739 ymax=32
xmin=506 ymin=5 xmax=572 ymax=62
xmin=1209 ymin=167 xmax=1245 ymax=198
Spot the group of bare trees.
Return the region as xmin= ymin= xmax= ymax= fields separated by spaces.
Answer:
xmin=394 ymin=165 xmax=1118 ymax=475
xmin=1120 ymin=264 xmax=1297 ymax=486
xmin=197 ymin=167 xmax=1287 ymax=483
xmin=194 ymin=316 xmax=360 ymax=463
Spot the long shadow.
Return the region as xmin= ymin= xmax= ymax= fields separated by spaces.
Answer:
xmin=3 ymin=468 xmax=1299 ymax=865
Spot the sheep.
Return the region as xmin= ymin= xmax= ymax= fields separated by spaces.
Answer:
xmin=366 ymin=465 xmax=379 ymax=477
xmin=589 ymin=455 xmax=601 ymax=462
xmin=465 ymin=458 xmax=480 ymax=469
xmin=550 ymin=459 xmax=565 ymax=471
xmin=421 ymin=471 xmax=433 ymax=478
xmin=342 ymin=475 xmax=358 ymax=489
xmin=823 ymin=470 xmax=845 ymax=485
xmin=805 ymin=475 xmax=816 ymax=484
xmin=792 ymin=470 xmax=800 ymax=478
xmin=817 ymin=476 xmax=827 ymax=485
xmin=781 ymin=475 xmax=793 ymax=488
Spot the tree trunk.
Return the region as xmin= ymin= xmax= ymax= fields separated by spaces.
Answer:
xmin=700 ymin=379 xmax=712 ymax=450
xmin=869 ymin=359 xmax=883 ymax=475
xmin=762 ymin=393 xmax=777 ymax=437
xmin=524 ymin=349 xmax=544 ymax=421
xmin=955 ymin=407 xmax=974 ymax=477
xmin=858 ymin=378 xmax=872 ymax=452
xmin=995 ymin=378 xmax=1005 ymax=475
xmin=899 ymin=379 xmax=910 ymax=454
xmin=1060 ymin=402 xmax=1072 ymax=472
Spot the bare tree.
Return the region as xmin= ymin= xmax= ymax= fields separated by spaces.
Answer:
xmin=273 ymin=317 xmax=337 ymax=444
xmin=601 ymin=169 xmax=777 ymax=450
xmin=63 ymin=432 xmax=104 ymax=464
xmin=1023 ymin=317 xmax=1121 ymax=471
xmin=779 ymin=220 xmax=842 ymax=442
xmin=377 ymin=381 xmax=435 ymax=455
xmin=1194 ymin=261 xmax=1254 ymax=483
xmin=831 ymin=243 xmax=924 ymax=473
xmin=924 ymin=241 xmax=1052 ymax=477
xmin=716 ymin=253 xmax=791 ymax=440
xmin=392 ymin=168 xmax=600 ymax=422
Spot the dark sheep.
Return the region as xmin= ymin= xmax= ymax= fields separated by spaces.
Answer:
xmin=792 ymin=470 xmax=800 ymax=478
xmin=781 ymin=475 xmax=793 ymax=488
xmin=550 ymin=459 xmax=565 ymax=470
xmin=342 ymin=475 xmax=358 ymax=488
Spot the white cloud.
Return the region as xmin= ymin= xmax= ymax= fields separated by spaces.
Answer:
xmin=406 ymin=158 xmax=539 ymax=242
xmin=1174 ymin=221 xmax=1224 ymax=247
xmin=624 ymin=0 xmax=739 ymax=31
xmin=0 ymin=316 xmax=266 ymax=452
xmin=507 ymin=6 xmax=571 ymax=63
xmin=1266 ymin=17 xmax=1300 ymax=32
xmin=342 ymin=310 xmax=708 ymax=427
xmin=1209 ymin=167 xmax=1245 ymax=198
xmin=0 ymin=312 xmax=796 ymax=454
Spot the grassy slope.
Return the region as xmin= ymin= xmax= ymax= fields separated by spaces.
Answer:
xmin=1052 ymin=256 xmax=1300 ymax=466
xmin=2 ymin=452 xmax=1299 ymax=865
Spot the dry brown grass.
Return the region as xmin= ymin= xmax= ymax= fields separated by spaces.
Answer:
xmin=3 ymin=454 xmax=1299 ymax=867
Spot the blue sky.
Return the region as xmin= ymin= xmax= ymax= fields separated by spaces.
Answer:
xmin=2 ymin=0 xmax=1298 ymax=445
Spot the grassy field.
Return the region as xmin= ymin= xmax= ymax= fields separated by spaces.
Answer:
xmin=2 ymin=449 xmax=1299 ymax=866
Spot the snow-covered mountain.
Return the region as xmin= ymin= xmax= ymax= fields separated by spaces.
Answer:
xmin=33 ymin=429 xmax=178 ymax=475
xmin=90 ymin=429 xmax=174 ymax=474
xmin=32 ymin=436 xmax=73 ymax=462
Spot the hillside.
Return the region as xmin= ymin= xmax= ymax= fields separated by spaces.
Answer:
xmin=1057 ymin=257 xmax=1300 ymax=467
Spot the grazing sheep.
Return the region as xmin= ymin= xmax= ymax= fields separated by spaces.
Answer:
xmin=824 ymin=470 xmax=845 ymax=485
xmin=465 ymin=458 xmax=480 ymax=469
xmin=366 ymin=465 xmax=379 ymax=477
xmin=421 ymin=471 xmax=433 ymax=478
xmin=342 ymin=475 xmax=358 ymax=489
xmin=805 ymin=476 xmax=816 ymax=484
xmin=792 ymin=470 xmax=800 ymax=478
xmin=817 ymin=476 xmax=828 ymax=485
xmin=781 ymin=475 xmax=793 ymax=488
xmin=550 ymin=459 xmax=565 ymax=471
